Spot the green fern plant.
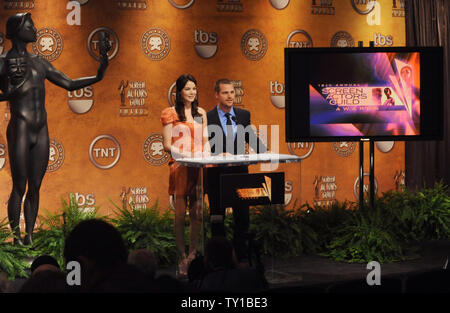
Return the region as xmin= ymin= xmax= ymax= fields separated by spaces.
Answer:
xmin=110 ymin=199 xmax=178 ymax=266
xmin=0 ymin=219 xmax=33 ymax=280
xmin=33 ymin=193 xmax=104 ymax=268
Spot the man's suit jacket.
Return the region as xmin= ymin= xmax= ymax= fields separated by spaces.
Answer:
xmin=206 ymin=106 xmax=266 ymax=155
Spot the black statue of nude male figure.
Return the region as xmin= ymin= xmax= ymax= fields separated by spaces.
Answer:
xmin=0 ymin=13 xmax=111 ymax=245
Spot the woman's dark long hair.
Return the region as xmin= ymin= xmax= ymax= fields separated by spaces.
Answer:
xmin=175 ymin=74 xmax=202 ymax=122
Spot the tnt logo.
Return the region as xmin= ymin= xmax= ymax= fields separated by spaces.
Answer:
xmin=286 ymin=30 xmax=313 ymax=48
xmin=89 ymin=135 xmax=121 ymax=169
xmin=373 ymin=33 xmax=393 ymax=46
xmin=0 ymin=144 xmax=6 ymax=170
xmin=194 ymin=30 xmax=218 ymax=59
xmin=353 ymin=173 xmax=378 ymax=200
xmin=287 ymin=142 xmax=314 ymax=160
xmin=270 ymin=81 xmax=285 ymax=109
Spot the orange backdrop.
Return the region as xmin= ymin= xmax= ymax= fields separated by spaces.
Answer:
xmin=0 ymin=0 xmax=407 ymax=227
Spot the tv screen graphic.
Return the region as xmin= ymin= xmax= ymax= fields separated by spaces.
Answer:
xmin=285 ymin=47 xmax=443 ymax=142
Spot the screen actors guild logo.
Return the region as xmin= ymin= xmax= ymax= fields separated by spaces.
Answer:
xmin=332 ymin=141 xmax=356 ymax=157
xmin=89 ymin=135 xmax=121 ymax=169
xmin=4 ymin=1 xmax=34 ymax=9
xmin=392 ymin=0 xmax=405 ymax=17
xmin=350 ymin=0 xmax=376 ymax=15
xmin=313 ymin=175 xmax=337 ymax=206
xmin=286 ymin=30 xmax=313 ymax=48
xmin=0 ymin=144 xmax=6 ymax=170
xmin=117 ymin=1 xmax=147 ymax=9
xmin=68 ymin=86 xmax=94 ymax=114
xmin=241 ymin=29 xmax=268 ymax=61
xmin=394 ymin=170 xmax=405 ymax=191
xmin=217 ymin=0 xmax=242 ymax=12
xmin=270 ymin=0 xmax=289 ymax=10
xmin=88 ymin=28 xmax=119 ymax=61
xmin=141 ymin=28 xmax=170 ymax=61
xmin=143 ymin=133 xmax=170 ymax=166
xmin=47 ymin=138 xmax=64 ymax=172
xmin=31 ymin=28 xmax=63 ymax=62
xmin=287 ymin=142 xmax=314 ymax=160
xmin=231 ymin=80 xmax=245 ymax=107
xmin=353 ymin=173 xmax=378 ymax=200
xmin=119 ymin=80 xmax=149 ymax=117
xmin=270 ymin=80 xmax=285 ymax=108
xmin=330 ymin=31 xmax=354 ymax=47
xmin=169 ymin=0 xmax=194 ymax=9
xmin=194 ymin=30 xmax=218 ymax=59
xmin=311 ymin=0 xmax=335 ymax=15
xmin=120 ymin=186 xmax=150 ymax=210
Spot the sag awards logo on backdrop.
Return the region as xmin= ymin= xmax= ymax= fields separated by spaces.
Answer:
xmin=394 ymin=170 xmax=405 ymax=191
xmin=31 ymin=28 xmax=63 ymax=62
xmin=194 ymin=30 xmax=218 ymax=59
xmin=330 ymin=31 xmax=354 ymax=47
xmin=217 ymin=0 xmax=242 ymax=12
xmin=241 ymin=29 xmax=267 ymax=61
xmin=88 ymin=27 xmax=119 ymax=61
xmin=118 ymin=80 xmax=149 ymax=117
xmin=270 ymin=0 xmax=289 ymax=10
xmin=143 ymin=133 xmax=170 ymax=166
xmin=287 ymin=142 xmax=314 ymax=160
xmin=89 ymin=135 xmax=121 ymax=169
xmin=286 ymin=30 xmax=313 ymax=48
xmin=141 ymin=28 xmax=170 ymax=61
xmin=0 ymin=33 xmax=4 ymax=54
xmin=4 ymin=1 xmax=34 ymax=9
xmin=376 ymin=141 xmax=395 ymax=153
xmin=117 ymin=1 xmax=147 ymax=9
xmin=0 ymin=144 xmax=6 ymax=170
xmin=311 ymin=0 xmax=335 ymax=15
xmin=313 ymin=175 xmax=337 ymax=206
xmin=120 ymin=186 xmax=150 ymax=210
xmin=332 ymin=141 xmax=356 ymax=157
xmin=392 ymin=0 xmax=405 ymax=17
xmin=270 ymin=80 xmax=285 ymax=109
xmin=232 ymin=80 xmax=245 ymax=107
xmin=68 ymin=86 xmax=94 ymax=114
xmin=169 ymin=0 xmax=194 ymax=9
xmin=353 ymin=173 xmax=378 ymax=200
xmin=47 ymin=138 xmax=64 ymax=172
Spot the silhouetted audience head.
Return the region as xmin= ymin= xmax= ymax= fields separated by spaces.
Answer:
xmin=0 ymin=272 xmax=14 ymax=293
xmin=30 ymin=255 xmax=60 ymax=276
xmin=64 ymin=219 xmax=128 ymax=268
xmin=19 ymin=270 xmax=67 ymax=293
xmin=127 ymin=249 xmax=158 ymax=279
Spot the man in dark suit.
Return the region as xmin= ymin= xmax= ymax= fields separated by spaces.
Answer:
xmin=206 ymin=78 xmax=267 ymax=263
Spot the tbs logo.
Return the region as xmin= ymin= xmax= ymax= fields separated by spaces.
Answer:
xmin=194 ymin=30 xmax=218 ymax=59
xmin=270 ymin=80 xmax=285 ymax=109
xmin=74 ymin=193 xmax=96 ymax=213
xmin=373 ymin=33 xmax=393 ymax=46
xmin=68 ymin=86 xmax=94 ymax=114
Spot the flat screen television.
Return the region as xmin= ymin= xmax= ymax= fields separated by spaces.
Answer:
xmin=285 ymin=47 xmax=443 ymax=142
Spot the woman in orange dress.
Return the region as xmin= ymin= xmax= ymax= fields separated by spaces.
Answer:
xmin=161 ymin=74 xmax=210 ymax=277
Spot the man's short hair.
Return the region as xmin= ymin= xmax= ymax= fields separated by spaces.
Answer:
xmin=214 ymin=78 xmax=233 ymax=93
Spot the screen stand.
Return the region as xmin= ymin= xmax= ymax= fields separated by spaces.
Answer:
xmin=359 ymin=139 xmax=376 ymax=210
